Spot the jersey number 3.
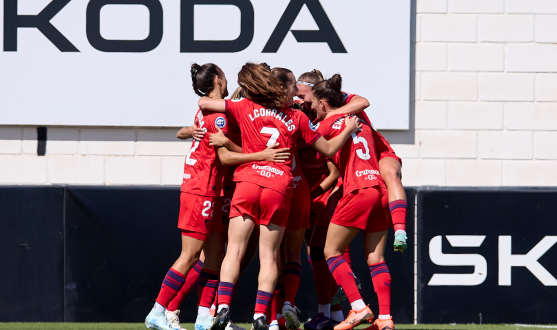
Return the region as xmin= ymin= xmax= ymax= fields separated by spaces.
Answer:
xmin=352 ymin=133 xmax=370 ymax=160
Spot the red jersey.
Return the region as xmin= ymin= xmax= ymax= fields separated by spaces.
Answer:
xmin=225 ymin=98 xmax=321 ymax=197
xmin=316 ymin=113 xmax=386 ymax=195
xmin=298 ymin=146 xmax=329 ymax=190
xmin=181 ymin=109 xmax=228 ymax=197
xmin=342 ymin=92 xmax=397 ymax=158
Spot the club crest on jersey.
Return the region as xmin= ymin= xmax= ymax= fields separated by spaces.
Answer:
xmin=309 ymin=120 xmax=318 ymax=131
xmin=215 ymin=116 xmax=226 ymax=129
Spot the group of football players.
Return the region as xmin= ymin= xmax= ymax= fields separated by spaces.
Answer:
xmin=144 ymin=62 xmax=408 ymax=330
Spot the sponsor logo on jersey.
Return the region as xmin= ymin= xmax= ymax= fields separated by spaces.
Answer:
xmin=183 ymin=173 xmax=192 ymax=179
xmin=355 ymin=169 xmax=380 ymax=177
xmin=252 ymin=164 xmax=284 ymax=176
xmin=215 ymin=116 xmax=226 ymax=129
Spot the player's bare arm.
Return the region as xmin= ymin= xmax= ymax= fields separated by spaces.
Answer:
xmin=198 ymin=96 xmax=226 ymax=112
xmin=209 ymin=126 xmax=242 ymax=153
xmin=176 ymin=126 xmax=205 ymax=141
xmin=217 ymin=144 xmax=290 ymax=166
xmin=310 ymin=161 xmax=340 ymax=200
xmin=333 ymin=95 xmax=370 ymax=115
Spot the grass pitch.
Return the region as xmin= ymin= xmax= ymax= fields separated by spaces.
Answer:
xmin=0 ymin=324 xmax=555 ymax=330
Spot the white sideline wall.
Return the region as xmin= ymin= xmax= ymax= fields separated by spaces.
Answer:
xmin=1 ymin=0 xmax=557 ymax=187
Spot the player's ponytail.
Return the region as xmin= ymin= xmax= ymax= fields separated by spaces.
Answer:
xmin=191 ymin=63 xmax=221 ymax=97
xmin=271 ymin=67 xmax=293 ymax=88
xmin=297 ymin=69 xmax=324 ymax=87
xmin=238 ymin=62 xmax=287 ymax=109
xmin=312 ymin=73 xmax=344 ymax=109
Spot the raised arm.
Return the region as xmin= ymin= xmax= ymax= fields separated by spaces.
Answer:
xmin=217 ymin=144 xmax=290 ymax=166
xmin=311 ymin=116 xmax=361 ymax=158
xmin=332 ymin=95 xmax=370 ymax=115
xmin=198 ymin=97 xmax=226 ymax=112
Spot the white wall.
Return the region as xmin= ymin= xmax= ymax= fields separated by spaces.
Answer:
xmin=1 ymin=0 xmax=557 ymax=187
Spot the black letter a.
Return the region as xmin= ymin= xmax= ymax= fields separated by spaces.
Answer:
xmin=262 ymin=0 xmax=346 ymax=53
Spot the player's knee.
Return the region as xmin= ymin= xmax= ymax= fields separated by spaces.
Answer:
xmin=178 ymin=250 xmax=201 ymax=265
xmin=366 ymin=254 xmax=385 ymax=266
xmin=323 ymin=246 xmax=341 ymax=260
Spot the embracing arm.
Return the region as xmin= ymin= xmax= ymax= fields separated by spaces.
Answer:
xmin=311 ymin=116 xmax=361 ymax=158
xmin=177 ymin=126 xmax=205 ymax=141
xmin=209 ymin=126 xmax=242 ymax=153
xmin=198 ymin=97 xmax=227 ymax=112
xmin=217 ymin=144 xmax=290 ymax=166
xmin=310 ymin=161 xmax=340 ymax=200
xmin=332 ymin=95 xmax=370 ymax=115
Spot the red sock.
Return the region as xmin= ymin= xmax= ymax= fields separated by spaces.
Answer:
xmin=343 ymin=245 xmax=352 ymax=267
xmin=327 ymin=256 xmax=361 ymax=304
xmin=167 ymin=260 xmax=203 ymax=311
xmin=156 ymin=268 xmax=186 ymax=308
xmin=389 ymin=199 xmax=407 ymax=232
xmin=283 ymin=262 xmax=301 ymax=305
xmin=217 ymin=282 xmax=235 ymax=307
xmin=198 ymin=269 xmax=219 ymax=308
xmin=255 ymin=290 xmax=273 ymax=314
xmin=311 ymin=247 xmax=333 ymax=304
xmin=267 ymin=278 xmax=282 ymax=322
xmin=369 ymin=262 xmax=391 ymax=315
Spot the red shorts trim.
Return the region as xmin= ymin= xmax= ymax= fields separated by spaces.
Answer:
xmin=330 ymin=186 xmax=390 ymax=233
xmin=380 ymin=152 xmax=402 ymax=166
xmin=177 ymin=193 xmax=218 ymax=237
xmin=230 ymin=182 xmax=292 ymax=227
xmin=181 ymin=230 xmax=208 ymax=241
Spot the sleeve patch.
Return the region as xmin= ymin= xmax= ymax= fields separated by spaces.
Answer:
xmin=215 ymin=116 xmax=227 ymax=129
xmin=309 ymin=120 xmax=318 ymax=131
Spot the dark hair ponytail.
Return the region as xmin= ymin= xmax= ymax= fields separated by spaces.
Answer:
xmin=271 ymin=67 xmax=293 ymax=87
xmin=191 ymin=63 xmax=221 ymax=97
xmin=312 ymin=74 xmax=344 ymax=108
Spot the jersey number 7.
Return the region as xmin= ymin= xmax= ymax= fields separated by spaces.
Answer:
xmin=261 ymin=127 xmax=280 ymax=147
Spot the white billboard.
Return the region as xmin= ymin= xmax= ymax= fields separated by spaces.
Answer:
xmin=0 ymin=0 xmax=411 ymax=129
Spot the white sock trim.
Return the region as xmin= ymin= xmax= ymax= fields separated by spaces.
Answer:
xmin=350 ymin=299 xmax=366 ymax=311
xmin=254 ymin=313 xmax=266 ymax=321
xmin=331 ymin=310 xmax=344 ymax=322
xmin=218 ymin=304 xmax=230 ymax=313
xmin=198 ymin=306 xmax=211 ymax=316
xmin=379 ymin=314 xmax=391 ymax=320
xmin=154 ymin=302 xmax=165 ymax=312
xmin=318 ymin=304 xmax=331 ymax=318
xmin=395 ymin=230 xmax=406 ymax=236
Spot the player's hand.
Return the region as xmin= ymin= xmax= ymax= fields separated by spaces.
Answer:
xmin=192 ymin=125 xmax=205 ymax=141
xmin=261 ymin=143 xmax=290 ymax=163
xmin=344 ymin=115 xmax=362 ymax=134
xmin=209 ymin=126 xmax=229 ymax=147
